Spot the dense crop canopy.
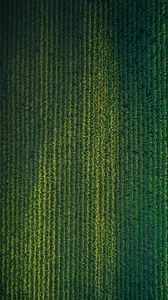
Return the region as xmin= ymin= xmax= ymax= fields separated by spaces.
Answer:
xmin=0 ymin=0 xmax=167 ymax=299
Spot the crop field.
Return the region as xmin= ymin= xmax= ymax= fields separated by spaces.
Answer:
xmin=0 ymin=0 xmax=167 ymax=299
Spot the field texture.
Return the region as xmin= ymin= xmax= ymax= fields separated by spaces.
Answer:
xmin=0 ymin=0 xmax=167 ymax=299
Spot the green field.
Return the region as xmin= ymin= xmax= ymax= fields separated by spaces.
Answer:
xmin=0 ymin=0 xmax=167 ymax=299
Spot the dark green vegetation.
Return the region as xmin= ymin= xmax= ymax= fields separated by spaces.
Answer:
xmin=0 ymin=0 xmax=167 ymax=299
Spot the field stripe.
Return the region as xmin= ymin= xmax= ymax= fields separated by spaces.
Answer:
xmin=77 ymin=2 xmax=83 ymax=296
xmin=98 ymin=2 xmax=106 ymax=297
xmin=62 ymin=3 xmax=68 ymax=297
xmin=51 ymin=1 xmax=58 ymax=298
xmin=41 ymin=3 xmax=49 ymax=299
xmin=150 ymin=2 xmax=158 ymax=297
xmin=60 ymin=9 xmax=66 ymax=299
xmin=133 ymin=3 xmax=139 ymax=298
xmin=10 ymin=1 xmax=17 ymax=297
xmin=106 ymin=1 xmax=117 ymax=298
xmin=69 ymin=1 xmax=78 ymax=298
xmin=122 ymin=1 xmax=129 ymax=297
xmin=87 ymin=4 xmax=95 ymax=298
xmin=122 ymin=2 xmax=131 ymax=298
xmin=155 ymin=3 xmax=163 ymax=298
xmin=5 ymin=1 xmax=11 ymax=294
xmin=85 ymin=4 xmax=93 ymax=298
xmin=23 ymin=2 xmax=33 ymax=297
xmin=103 ymin=2 xmax=108 ymax=296
xmin=113 ymin=0 xmax=121 ymax=298
xmin=91 ymin=2 xmax=98 ymax=298
xmin=82 ymin=2 xmax=89 ymax=298
xmin=20 ymin=2 xmax=27 ymax=297
xmin=36 ymin=2 xmax=45 ymax=298
xmin=80 ymin=1 xmax=86 ymax=298
xmin=27 ymin=6 xmax=36 ymax=294
xmin=46 ymin=1 xmax=54 ymax=298
xmin=136 ymin=2 xmax=145 ymax=298
xmin=117 ymin=1 xmax=125 ymax=298
xmin=67 ymin=1 xmax=73 ymax=298
xmin=32 ymin=3 xmax=41 ymax=298
xmin=142 ymin=5 xmax=149 ymax=298
xmin=146 ymin=2 xmax=153 ymax=297
xmin=56 ymin=2 xmax=64 ymax=297
xmin=1 ymin=1 xmax=8 ymax=298
xmin=160 ymin=0 xmax=167 ymax=296
xmin=15 ymin=5 xmax=22 ymax=297
xmin=127 ymin=1 xmax=133 ymax=297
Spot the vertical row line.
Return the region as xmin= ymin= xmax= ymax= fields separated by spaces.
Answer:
xmin=27 ymin=1 xmax=36 ymax=297
xmin=32 ymin=2 xmax=40 ymax=297
xmin=80 ymin=0 xmax=87 ymax=297
xmin=36 ymin=2 xmax=44 ymax=298
xmin=10 ymin=1 xmax=17 ymax=297
xmin=41 ymin=2 xmax=48 ymax=298
xmin=127 ymin=0 xmax=133 ymax=297
xmin=146 ymin=1 xmax=153 ymax=297
xmin=76 ymin=1 xmax=83 ymax=297
xmin=155 ymin=2 xmax=162 ymax=297
xmin=133 ymin=1 xmax=139 ymax=298
xmin=118 ymin=1 xmax=125 ymax=298
xmin=56 ymin=1 xmax=63 ymax=297
xmin=122 ymin=1 xmax=129 ymax=297
xmin=113 ymin=0 xmax=120 ymax=297
xmin=51 ymin=0 xmax=57 ymax=297
xmin=1 ymin=1 xmax=8 ymax=297
xmin=23 ymin=1 xmax=32 ymax=297
xmin=46 ymin=1 xmax=54 ymax=298
xmin=150 ymin=1 xmax=158 ymax=297
xmin=136 ymin=2 xmax=144 ymax=298
xmin=70 ymin=0 xmax=78 ymax=298
xmin=5 ymin=0 xmax=11 ymax=295
xmin=160 ymin=0 xmax=167 ymax=297
xmin=66 ymin=0 xmax=72 ymax=297
xmin=83 ymin=1 xmax=89 ymax=298
xmin=15 ymin=3 xmax=22 ymax=296
xmin=87 ymin=0 xmax=92 ymax=296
